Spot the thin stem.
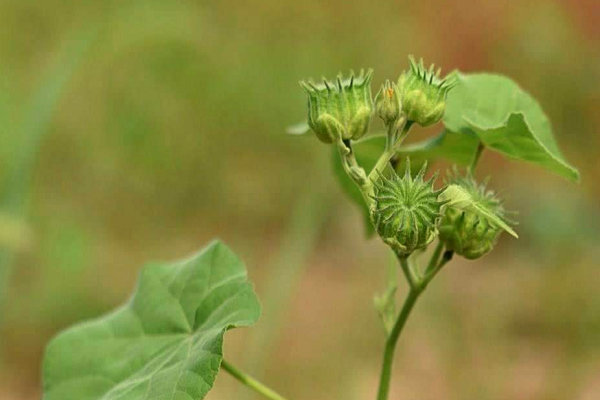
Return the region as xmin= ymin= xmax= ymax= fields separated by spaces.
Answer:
xmin=422 ymin=250 xmax=453 ymax=285
xmin=375 ymin=288 xmax=421 ymax=400
xmin=468 ymin=142 xmax=485 ymax=175
xmin=336 ymin=140 xmax=373 ymax=208
xmin=397 ymin=255 xmax=417 ymax=289
xmin=375 ymin=248 xmax=453 ymax=400
xmin=368 ymin=120 xmax=412 ymax=184
xmin=221 ymin=359 xmax=289 ymax=400
xmin=424 ymin=241 xmax=444 ymax=276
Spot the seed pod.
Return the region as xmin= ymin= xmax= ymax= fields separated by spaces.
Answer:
xmin=438 ymin=174 xmax=505 ymax=260
xmin=371 ymin=159 xmax=447 ymax=255
xmin=397 ymin=56 xmax=457 ymax=127
xmin=300 ymin=70 xmax=374 ymax=143
xmin=375 ymin=80 xmax=402 ymax=126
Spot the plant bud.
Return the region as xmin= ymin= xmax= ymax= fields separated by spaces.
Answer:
xmin=397 ymin=56 xmax=456 ymax=127
xmin=300 ymin=70 xmax=374 ymax=143
xmin=371 ymin=159 xmax=447 ymax=255
xmin=375 ymin=80 xmax=402 ymax=126
xmin=438 ymin=174 xmax=505 ymax=259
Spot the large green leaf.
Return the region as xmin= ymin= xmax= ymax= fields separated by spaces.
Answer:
xmin=42 ymin=241 xmax=260 ymax=400
xmin=397 ymin=129 xmax=479 ymax=166
xmin=444 ymin=73 xmax=579 ymax=182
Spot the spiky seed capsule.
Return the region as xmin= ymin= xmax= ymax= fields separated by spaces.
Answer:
xmin=375 ymin=80 xmax=402 ymax=126
xmin=371 ymin=159 xmax=447 ymax=255
xmin=438 ymin=173 xmax=506 ymax=260
xmin=397 ymin=56 xmax=457 ymax=127
xmin=300 ymin=70 xmax=374 ymax=144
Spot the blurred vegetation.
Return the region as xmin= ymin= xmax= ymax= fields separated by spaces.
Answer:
xmin=0 ymin=1 xmax=599 ymax=399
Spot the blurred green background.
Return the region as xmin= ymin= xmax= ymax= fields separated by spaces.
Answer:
xmin=1 ymin=1 xmax=599 ymax=399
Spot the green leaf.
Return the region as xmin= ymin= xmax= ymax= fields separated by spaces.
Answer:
xmin=440 ymin=184 xmax=518 ymax=238
xmin=397 ymin=129 xmax=479 ymax=166
xmin=331 ymin=136 xmax=386 ymax=237
xmin=42 ymin=240 xmax=261 ymax=400
xmin=444 ymin=73 xmax=579 ymax=182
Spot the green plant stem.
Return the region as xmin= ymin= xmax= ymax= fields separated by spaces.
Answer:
xmin=336 ymin=140 xmax=372 ymax=208
xmin=368 ymin=120 xmax=412 ymax=184
xmin=221 ymin=360 xmax=289 ymax=400
xmin=397 ymin=255 xmax=417 ymax=289
xmin=423 ymin=250 xmax=453 ymax=284
xmin=375 ymin=250 xmax=452 ymax=400
xmin=468 ymin=142 xmax=485 ymax=174
xmin=424 ymin=241 xmax=444 ymax=276
xmin=375 ymin=287 xmax=420 ymax=400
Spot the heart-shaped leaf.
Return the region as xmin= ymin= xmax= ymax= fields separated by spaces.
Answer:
xmin=42 ymin=240 xmax=260 ymax=400
xmin=443 ymin=73 xmax=579 ymax=182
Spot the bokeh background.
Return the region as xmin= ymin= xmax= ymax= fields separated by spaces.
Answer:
xmin=1 ymin=1 xmax=599 ymax=399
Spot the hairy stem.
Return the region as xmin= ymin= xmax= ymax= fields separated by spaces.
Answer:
xmin=375 ymin=288 xmax=421 ymax=400
xmin=423 ymin=250 xmax=453 ymax=284
xmin=424 ymin=241 xmax=444 ymax=276
xmin=368 ymin=120 xmax=412 ymax=184
xmin=221 ymin=360 xmax=289 ymax=400
xmin=336 ymin=140 xmax=373 ymax=208
xmin=375 ymin=250 xmax=452 ymax=400
xmin=398 ymin=255 xmax=417 ymax=289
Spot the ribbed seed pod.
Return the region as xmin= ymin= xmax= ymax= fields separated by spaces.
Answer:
xmin=397 ymin=56 xmax=457 ymax=127
xmin=439 ymin=174 xmax=505 ymax=260
xmin=300 ymin=70 xmax=374 ymax=143
xmin=371 ymin=159 xmax=447 ymax=255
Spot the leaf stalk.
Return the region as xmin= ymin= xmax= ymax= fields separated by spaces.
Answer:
xmin=222 ymin=359 xmax=289 ymax=400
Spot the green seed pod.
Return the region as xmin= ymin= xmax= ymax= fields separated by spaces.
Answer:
xmin=300 ymin=70 xmax=374 ymax=143
xmin=397 ymin=56 xmax=456 ymax=127
xmin=374 ymin=80 xmax=402 ymax=126
xmin=371 ymin=159 xmax=447 ymax=255
xmin=438 ymin=174 xmax=505 ymax=260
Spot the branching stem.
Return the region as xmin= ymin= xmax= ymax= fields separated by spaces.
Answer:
xmin=397 ymin=255 xmax=418 ymax=289
xmin=332 ymin=117 xmax=456 ymax=400
xmin=424 ymin=240 xmax=444 ymax=276
xmin=375 ymin=248 xmax=452 ymax=400
xmin=375 ymin=287 xmax=420 ymax=400
xmin=368 ymin=119 xmax=412 ymax=184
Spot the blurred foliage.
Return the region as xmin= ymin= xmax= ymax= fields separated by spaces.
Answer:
xmin=0 ymin=0 xmax=599 ymax=399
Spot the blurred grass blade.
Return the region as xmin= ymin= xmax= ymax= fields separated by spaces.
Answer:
xmin=239 ymin=167 xmax=332 ymax=400
xmin=0 ymin=29 xmax=96 ymax=330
